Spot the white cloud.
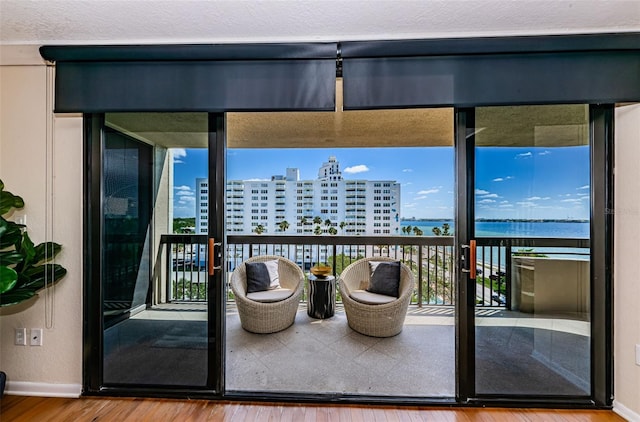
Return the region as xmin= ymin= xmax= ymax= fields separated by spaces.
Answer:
xmin=501 ymin=200 xmax=509 ymax=204
xmin=175 ymin=186 xmax=194 ymax=197
xmin=172 ymin=148 xmax=187 ymax=158
xmin=499 ymin=204 xmax=514 ymax=208
xmin=580 ymin=196 xmax=590 ymax=201
xmin=344 ymin=164 xmax=369 ymax=174
xmin=171 ymin=148 xmax=187 ymax=164
xmin=525 ymin=196 xmax=550 ymax=201
xmin=516 ymin=152 xmax=532 ymax=158
xmin=493 ymin=176 xmax=513 ymax=182
xmin=561 ymin=198 xmax=582 ymax=203
xmin=475 ymin=189 xmax=490 ymax=195
xmin=245 ymin=178 xmax=270 ymax=181
xmin=417 ymin=189 xmax=439 ymax=195
xmin=481 ymin=193 xmax=499 ymax=198
xmin=538 ymin=150 xmax=551 ymax=156
xmin=402 ymin=168 xmax=413 ymax=173
xmin=517 ymin=201 xmax=537 ymax=207
xmin=414 ymin=195 xmax=427 ymax=200
xmin=479 ymin=199 xmax=496 ymax=203
xmin=404 ymin=203 xmax=416 ymax=208
xmin=577 ymin=185 xmax=590 ymax=190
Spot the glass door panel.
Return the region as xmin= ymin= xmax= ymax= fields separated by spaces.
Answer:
xmin=101 ymin=113 xmax=212 ymax=388
xmin=472 ymin=105 xmax=591 ymax=396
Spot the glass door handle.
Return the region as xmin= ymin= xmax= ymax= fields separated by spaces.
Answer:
xmin=208 ymin=238 xmax=222 ymax=276
xmin=461 ymin=240 xmax=477 ymax=279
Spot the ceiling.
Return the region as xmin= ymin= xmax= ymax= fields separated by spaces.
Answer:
xmin=1 ymin=1 xmax=638 ymax=46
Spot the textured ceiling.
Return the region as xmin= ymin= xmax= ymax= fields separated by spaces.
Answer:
xmin=1 ymin=0 xmax=639 ymax=45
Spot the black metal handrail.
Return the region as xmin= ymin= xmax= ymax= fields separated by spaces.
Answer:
xmin=159 ymin=234 xmax=589 ymax=308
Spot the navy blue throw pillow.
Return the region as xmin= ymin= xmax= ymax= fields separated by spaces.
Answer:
xmin=245 ymin=262 xmax=272 ymax=293
xmin=367 ymin=261 xmax=401 ymax=298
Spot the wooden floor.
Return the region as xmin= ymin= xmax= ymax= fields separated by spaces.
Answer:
xmin=0 ymin=395 xmax=625 ymax=422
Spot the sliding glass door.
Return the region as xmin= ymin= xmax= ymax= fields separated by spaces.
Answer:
xmin=457 ymin=104 xmax=612 ymax=404
xmin=86 ymin=113 xmax=224 ymax=393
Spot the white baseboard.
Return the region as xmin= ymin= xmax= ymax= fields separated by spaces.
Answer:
xmin=614 ymin=400 xmax=640 ymax=422
xmin=5 ymin=381 xmax=82 ymax=398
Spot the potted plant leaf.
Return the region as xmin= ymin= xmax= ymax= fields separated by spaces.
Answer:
xmin=0 ymin=179 xmax=67 ymax=396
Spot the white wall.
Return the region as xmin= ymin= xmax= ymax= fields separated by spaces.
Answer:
xmin=0 ymin=46 xmax=83 ymax=395
xmin=614 ymin=104 xmax=640 ymax=417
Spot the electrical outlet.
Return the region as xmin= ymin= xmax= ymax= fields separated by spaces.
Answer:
xmin=15 ymin=328 xmax=27 ymax=346
xmin=30 ymin=328 xmax=43 ymax=346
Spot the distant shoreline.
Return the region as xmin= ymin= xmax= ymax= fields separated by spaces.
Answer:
xmin=401 ymin=218 xmax=588 ymax=223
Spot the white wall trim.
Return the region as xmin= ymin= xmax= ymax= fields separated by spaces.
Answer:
xmin=5 ymin=381 xmax=82 ymax=398
xmin=614 ymin=400 xmax=640 ymax=422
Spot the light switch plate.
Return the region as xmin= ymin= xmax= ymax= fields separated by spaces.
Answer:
xmin=15 ymin=328 xmax=27 ymax=346
xmin=30 ymin=328 xmax=43 ymax=346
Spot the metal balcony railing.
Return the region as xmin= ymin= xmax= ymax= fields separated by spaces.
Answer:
xmin=159 ymin=234 xmax=589 ymax=309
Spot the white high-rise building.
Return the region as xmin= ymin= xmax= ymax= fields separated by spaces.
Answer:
xmin=195 ymin=156 xmax=401 ymax=236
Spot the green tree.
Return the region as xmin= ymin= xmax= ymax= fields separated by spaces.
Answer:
xmin=313 ymin=216 xmax=322 ymax=226
xmin=339 ymin=221 xmax=346 ymax=233
xmin=327 ymin=253 xmax=364 ymax=277
xmin=278 ymin=220 xmax=290 ymax=233
xmin=313 ymin=225 xmax=323 ymax=235
xmin=254 ymin=224 xmax=265 ymax=235
xmin=413 ymin=227 xmax=423 ymax=236
xmin=300 ymin=216 xmax=308 ymax=226
xmin=324 ymin=219 xmax=332 ymax=228
xmin=432 ymin=223 xmax=452 ymax=236
xmin=328 ymin=227 xmax=338 ymax=235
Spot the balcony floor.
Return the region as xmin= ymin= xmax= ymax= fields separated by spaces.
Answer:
xmin=105 ymin=303 xmax=589 ymax=398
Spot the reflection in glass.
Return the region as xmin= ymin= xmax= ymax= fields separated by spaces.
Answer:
xmin=101 ymin=113 xmax=209 ymax=387
xmin=474 ymin=105 xmax=591 ymax=396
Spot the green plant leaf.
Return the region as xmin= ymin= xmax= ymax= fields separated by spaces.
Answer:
xmin=0 ymin=288 xmax=36 ymax=307
xmin=0 ymin=179 xmax=4 ymax=192
xmin=0 ymin=250 xmax=24 ymax=266
xmin=20 ymin=231 xmax=36 ymax=269
xmin=0 ymin=190 xmax=24 ymax=215
xmin=0 ymin=266 xmax=18 ymax=294
xmin=0 ymin=217 xmax=23 ymax=249
xmin=16 ymin=264 xmax=67 ymax=290
xmin=33 ymin=242 xmax=63 ymax=264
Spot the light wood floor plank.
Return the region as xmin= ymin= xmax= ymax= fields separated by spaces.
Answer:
xmin=0 ymin=396 xmax=625 ymax=422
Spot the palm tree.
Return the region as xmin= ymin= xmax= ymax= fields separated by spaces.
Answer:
xmin=339 ymin=221 xmax=346 ymax=233
xmin=405 ymin=225 xmax=412 ymax=235
xmin=324 ymin=219 xmax=332 ymax=228
xmin=328 ymin=227 xmax=338 ymax=235
xmin=413 ymin=227 xmax=423 ymax=236
xmin=442 ymin=223 xmax=451 ymax=235
xmin=313 ymin=225 xmax=323 ymax=235
xmin=254 ymin=224 xmax=264 ymax=235
xmin=313 ymin=216 xmax=322 ymax=226
xmin=278 ymin=220 xmax=289 ymax=233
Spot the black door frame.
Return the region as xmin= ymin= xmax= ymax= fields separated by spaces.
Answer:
xmin=83 ymin=107 xmax=613 ymax=406
xmin=454 ymin=105 xmax=614 ymax=407
xmin=83 ymin=113 xmax=226 ymax=398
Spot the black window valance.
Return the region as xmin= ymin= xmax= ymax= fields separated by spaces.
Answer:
xmin=341 ymin=33 xmax=640 ymax=109
xmin=40 ymin=43 xmax=338 ymax=113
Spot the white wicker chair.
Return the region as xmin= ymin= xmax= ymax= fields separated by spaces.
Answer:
xmin=230 ymin=255 xmax=304 ymax=334
xmin=339 ymin=257 xmax=415 ymax=337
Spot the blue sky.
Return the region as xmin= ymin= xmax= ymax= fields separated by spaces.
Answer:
xmin=172 ymin=146 xmax=590 ymax=220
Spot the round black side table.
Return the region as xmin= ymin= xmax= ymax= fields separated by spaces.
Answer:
xmin=307 ymin=275 xmax=336 ymax=319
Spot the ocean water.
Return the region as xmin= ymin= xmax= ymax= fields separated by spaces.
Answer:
xmin=401 ymin=220 xmax=590 ymax=269
xmin=401 ymin=220 xmax=589 ymax=239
